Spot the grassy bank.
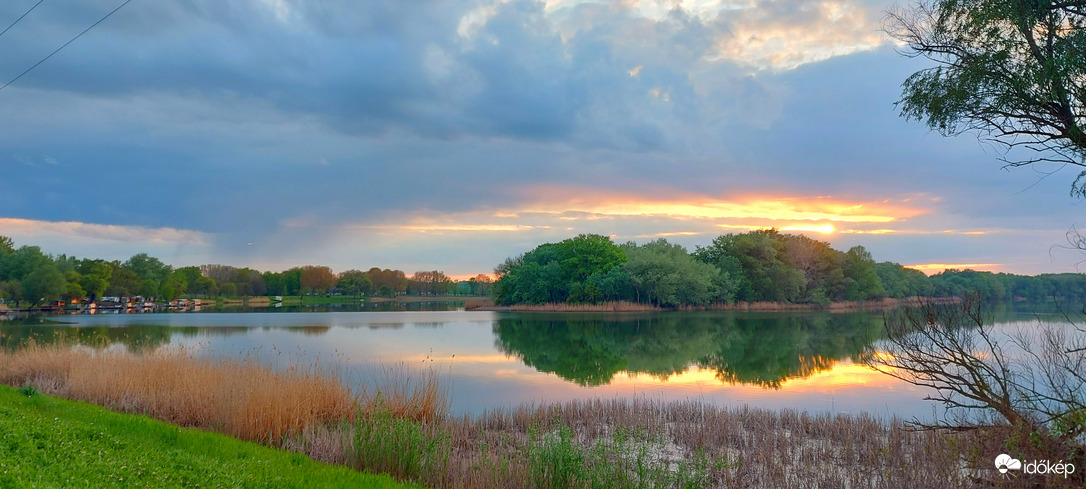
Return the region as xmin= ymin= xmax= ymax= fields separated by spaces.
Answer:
xmin=213 ymin=295 xmax=493 ymax=308
xmin=0 ymin=384 xmax=417 ymax=488
xmin=2 ymin=346 xmax=1077 ymax=488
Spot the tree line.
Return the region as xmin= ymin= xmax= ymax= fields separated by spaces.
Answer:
xmin=493 ymin=231 xmax=1086 ymax=307
xmin=0 ymin=235 xmax=492 ymax=306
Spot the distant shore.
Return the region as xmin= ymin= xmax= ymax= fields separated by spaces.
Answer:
xmin=471 ymin=296 xmax=962 ymax=313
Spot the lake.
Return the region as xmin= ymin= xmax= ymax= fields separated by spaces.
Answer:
xmin=0 ymin=303 xmax=1072 ymax=419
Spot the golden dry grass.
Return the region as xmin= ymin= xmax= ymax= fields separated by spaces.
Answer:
xmin=461 ymin=297 xmax=495 ymax=310
xmin=0 ymin=346 xmax=353 ymax=445
xmin=359 ymin=364 xmax=448 ymax=422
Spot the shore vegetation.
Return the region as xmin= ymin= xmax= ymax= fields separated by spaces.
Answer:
xmin=3 ymin=344 xmax=1081 ymax=488
xmin=492 ymin=232 xmax=1086 ymax=309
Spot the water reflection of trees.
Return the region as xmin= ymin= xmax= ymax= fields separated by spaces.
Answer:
xmin=0 ymin=323 xmax=175 ymax=353
xmin=493 ymin=313 xmax=885 ymax=388
xmin=0 ymin=323 xmax=277 ymax=352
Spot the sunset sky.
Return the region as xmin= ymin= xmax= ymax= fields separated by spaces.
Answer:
xmin=2 ymin=0 xmax=1085 ymax=276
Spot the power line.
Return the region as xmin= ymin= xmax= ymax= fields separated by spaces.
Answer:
xmin=0 ymin=0 xmax=45 ymax=40
xmin=0 ymin=0 xmax=134 ymax=93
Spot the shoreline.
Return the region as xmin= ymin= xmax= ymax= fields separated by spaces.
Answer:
xmin=472 ymin=296 xmax=963 ymax=313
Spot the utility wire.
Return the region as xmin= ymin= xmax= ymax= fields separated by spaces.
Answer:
xmin=0 ymin=0 xmax=134 ymax=93
xmin=0 ymin=0 xmax=45 ymax=39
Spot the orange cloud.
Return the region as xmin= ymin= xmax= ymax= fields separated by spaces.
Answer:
xmin=781 ymin=224 xmax=836 ymax=234
xmin=352 ymin=188 xmax=935 ymax=244
xmin=906 ymin=263 xmax=1001 ymax=275
xmin=363 ymin=223 xmax=544 ymax=233
xmin=517 ymin=187 xmax=927 ymax=223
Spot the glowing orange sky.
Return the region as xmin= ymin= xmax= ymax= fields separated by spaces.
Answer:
xmin=906 ymin=263 xmax=1002 ymax=275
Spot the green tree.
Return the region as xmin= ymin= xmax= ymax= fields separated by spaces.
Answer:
xmin=494 ymin=234 xmax=627 ymax=305
xmin=219 ymin=282 xmax=238 ymax=297
xmin=875 ymin=262 xmax=934 ymax=298
xmin=0 ymin=235 xmax=14 ymax=255
xmin=841 ymin=246 xmax=886 ymax=301
xmin=106 ymin=268 xmax=141 ymax=297
xmin=171 ymin=267 xmax=202 ymax=296
xmin=0 ymin=280 xmax=22 ymax=304
xmin=622 ymin=239 xmax=720 ymax=308
xmin=78 ymin=267 xmax=110 ymax=300
xmin=191 ymin=276 xmax=218 ymax=298
xmin=139 ymin=279 xmax=160 ymax=298
xmin=124 ymin=253 xmax=172 ymax=285
xmin=21 ymin=264 xmax=66 ymax=305
xmin=337 ymin=269 xmax=374 ymax=297
xmin=262 ymin=271 xmax=286 ymax=296
xmin=284 ymin=268 xmax=304 ymax=296
xmin=700 ymin=230 xmax=805 ymax=303
xmin=159 ymin=283 xmax=177 ymax=301
xmin=64 ymin=282 xmax=86 ymax=301
xmin=0 ymin=246 xmax=52 ymax=282
xmin=888 ymin=0 xmax=1086 ymax=193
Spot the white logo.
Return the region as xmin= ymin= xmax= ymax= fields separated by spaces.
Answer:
xmin=994 ymin=454 xmax=1076 ymax=479
xmin=995 ymin=454 xmax=1022 ymax=474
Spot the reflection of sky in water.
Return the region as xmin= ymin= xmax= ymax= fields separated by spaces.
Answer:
xmin=25 ymin=310 xmax=1071 ymax=420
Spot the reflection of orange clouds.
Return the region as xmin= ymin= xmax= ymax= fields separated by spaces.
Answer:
xmin=907 ymin=263 xmax=1001 ymax=275
xmin=778 ymin=361 xmax=891 ymax=389
xmin=600 ymin=360 xmax=901 ymax=393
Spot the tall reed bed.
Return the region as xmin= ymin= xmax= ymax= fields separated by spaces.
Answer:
xmin=0 ymin=345 xmax=442 ymax=446
xmin=2 ymin=346 xmax=1072 ymax=488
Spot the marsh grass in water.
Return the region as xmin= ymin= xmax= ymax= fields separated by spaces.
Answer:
xmin=3 ymin=345 xmax=1081 ymax=488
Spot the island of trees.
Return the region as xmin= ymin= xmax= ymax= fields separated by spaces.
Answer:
xmin=493 ymin=231 xmax=1086 ymax=308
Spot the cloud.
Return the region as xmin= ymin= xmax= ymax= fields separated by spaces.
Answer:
xmin=0 ymin=217 xmax=212 ymax=264
xmin=1 ymin=0 xmax=1084 ymax=276
xmin=0 ymin=217 xmax=208 ymax=245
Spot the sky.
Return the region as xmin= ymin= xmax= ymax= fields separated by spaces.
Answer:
xmin=1 ymin=0 xmax=1085 ymax=277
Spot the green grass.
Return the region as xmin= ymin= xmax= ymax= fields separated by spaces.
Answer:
xmin=0 ymin=385 xmax=421 ymax=489
xmin=352 ymin=406 xmax=450 ymax=481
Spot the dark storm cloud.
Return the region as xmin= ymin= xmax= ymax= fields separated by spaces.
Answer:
xmin=1 ymin=0 xmax=1081 ymax=272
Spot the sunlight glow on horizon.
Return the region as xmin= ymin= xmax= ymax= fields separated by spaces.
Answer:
xmin=906 ymin=263 xmax=1002 ymax=275
xmin=781 ymin=224 xmax=836 ymax=234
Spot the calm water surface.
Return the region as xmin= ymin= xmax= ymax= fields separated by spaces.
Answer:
xmin=1 ymin=305 xmax=1071 ymax=419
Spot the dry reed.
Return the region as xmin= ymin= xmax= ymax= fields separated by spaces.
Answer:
xmin=461 ymin=297 xmax=495 ymax=310
xmin=0 ymin=345 xmax=354 ymax=445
